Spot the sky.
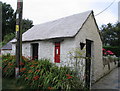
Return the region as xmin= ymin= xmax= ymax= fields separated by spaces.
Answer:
xmin=1 ymin=0 xmax=119 ymax=28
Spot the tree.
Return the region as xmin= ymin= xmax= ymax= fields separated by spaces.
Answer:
xmin=21 ymin=19 xmax=33 ymax=33
xmin=100 ymin=22 xmax=120 ymax=57
xmin=1 ymin=1 xmax=33 ymax=46
xmin=2 ymin=2 xmax=15 ymax=40
xmin=114 ymin=23 xmax=120 ymax=46
xmin=100 ymin=22 xmax=120 ymax=46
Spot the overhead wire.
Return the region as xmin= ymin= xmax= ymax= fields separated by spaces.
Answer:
xmin=95 ymin=0 xmax=116 ymax=16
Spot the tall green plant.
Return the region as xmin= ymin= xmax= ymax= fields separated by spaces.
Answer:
xmin=2 ymin=54 xmax=28 ymax=78
xmin=2 ymin=54 xmax=16 ymax=78
xmin=17 ymin=59 xmax=84 ymax=89
xmin=2 ymin=54 xmax=84 ymax=90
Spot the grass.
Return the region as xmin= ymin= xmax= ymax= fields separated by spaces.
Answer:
xmin=2 ymin=78 xmax=25 ymax=90
xmin=0 ymin=72 xmax=1 ymax=91
xmin=0 ymin=55 xmax=2 ymax=90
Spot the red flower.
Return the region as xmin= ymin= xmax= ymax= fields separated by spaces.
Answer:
xmin=8 ymin=63 xmax=13 ymax=66
xmin=28 ymin=70 xmax=33 ymax=73
xmin=66 ymin=74 xmax=70 ymax=76
xmin=20 ymin=62 xmax=24 ymax=65
xmin=102 ymin=48 xmax=106 ymax=51
xmin=66 ymin=74 xmax=73 ymax=79
xmin=103 ymin=48 xmax=114 ymax=56
xmin=36 ymin=70 xmax=40 ymax=72
xmin=30 ymin=65 xmax=34 ymax=67
xmin=25 ymin=77 xmax=29 ymax=79
xmin=48 ymin=87 xmax=53 ymax=90
xmin=33 ymin=75 xmax=39 ymax=80
xmin=106 ymin=50 xmax=114 ymax=55
xmin=22 ymin=68 xmax=26 ymax=70
xmin=67 ymin=76 xmax=72 ymax=79
xmin=20 ymin=68 xmax=26 ymax=72
xmin=104 ymin=52 xmax=107 ymax=55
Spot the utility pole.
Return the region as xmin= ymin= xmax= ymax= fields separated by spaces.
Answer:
xmin=118 ymin=1 xmax=120 ymax=22
xmin=15 ymin=0 xmax=23 ymax=78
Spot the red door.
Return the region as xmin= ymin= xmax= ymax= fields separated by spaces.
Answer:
xmin=54 ymin=42 xmax=60 ymax=63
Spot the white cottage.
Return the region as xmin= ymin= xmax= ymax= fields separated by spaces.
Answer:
xmin=0 ymin=42 xmax=12 ymax=55
xmin=11 ymin=10 xmax=104 ymax=87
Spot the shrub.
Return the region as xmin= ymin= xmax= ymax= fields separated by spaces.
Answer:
xmin=2 ymin=54 xmax=28 ymax=78
xmin=2 ymin=54 xmax=84 ymax=89
xmin=103 ymin=46 xmax=120 ymax=57
xmin=2 ymin=54 xmax=16 ymax=78
xmin=17 ymin=59 xmax=84 ymax=89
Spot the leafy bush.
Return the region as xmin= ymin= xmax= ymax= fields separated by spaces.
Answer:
xmin=17 ymin=59 xmax=84 ymax=90
xmin=2 ymin=54 xmax=16 ymax=78
xmin=103 ymin=46 xmax=120 ymax=57
xmin=2 ymin=33 xmax=15 ymax=46
xmin=2 ymin=54 xmax=28 ymax=78
xmin=2 ymin=54 xmax=84 ymax=90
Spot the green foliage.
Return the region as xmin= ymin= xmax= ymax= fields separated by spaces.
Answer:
xmin=100 ymin=22 xmax=120 ymax=46
xmin=2 ymin=54 xmax=16 ymax=78
xmin=2 ymin=33 xmax=15 ymax=45
xmin=103 ymin=46 xmax=120 ymax=57
xmin=2 ymin=78 xmax=24 ymax=89
xmin=2 ymin=2 xmax=15 ymax=41
xmin=101 ymin=22 xmax=120 ymax=57
xmin=2 ymin=54 xmax=84 ymax=90
xmin=17 ymin=59 xmax=83 ymax=89
xmin=2 ymin=54 xmax=27 ymax=78
xmin=1 ymin=1 xmax=33 ymax=45
xmin=21 ymin=19 xmax=33 ymax=34
xmin=0 ymin=42 xmax=4 ymax=48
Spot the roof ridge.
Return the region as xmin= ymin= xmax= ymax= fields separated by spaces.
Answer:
xmin=11 ymin=10 xmax=93 ymax=42
xmin=34 ymin=10 xmax=93 ymax=26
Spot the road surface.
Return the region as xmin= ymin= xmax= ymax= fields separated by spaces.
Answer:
xmin=91 ymin=67 xmax=120 ymax=90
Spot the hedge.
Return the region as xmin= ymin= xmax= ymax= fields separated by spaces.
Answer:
xmin=103 ymin=46 xmax=120 ymax=57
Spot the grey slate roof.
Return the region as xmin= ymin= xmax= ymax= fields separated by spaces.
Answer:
xmin=11 ymin=10 xmax=93 ymax=42
xmin=1 ymin=42 xmax=12 ymax=50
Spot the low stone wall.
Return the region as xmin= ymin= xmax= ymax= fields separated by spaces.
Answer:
xmin=102 ymin=56 xmax=118 ymax=76
xmin=92 ymin=56 xmax=118 ymax=86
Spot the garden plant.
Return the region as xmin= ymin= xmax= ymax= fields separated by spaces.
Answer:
xmin=2 ymin=54 xmax=85 ymax=90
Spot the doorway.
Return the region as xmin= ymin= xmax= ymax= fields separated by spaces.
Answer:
xmin=85 ymin=39 xmax=93 ymax=89
xmin=31 ymin=43 xmax=38 ymax=60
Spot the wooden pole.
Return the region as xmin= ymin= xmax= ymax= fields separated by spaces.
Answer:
xmin=118 ymin=1 xmax=120 ymax=22
xmin=15 ymin=0 xmax=23 ymax=78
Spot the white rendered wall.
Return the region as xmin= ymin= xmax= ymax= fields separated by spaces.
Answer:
xmin=1 ymin=50 xmax=12 ymax=55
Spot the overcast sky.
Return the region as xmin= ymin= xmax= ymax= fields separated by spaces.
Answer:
xmin=1 ymin=0 xmax=119 ymax=27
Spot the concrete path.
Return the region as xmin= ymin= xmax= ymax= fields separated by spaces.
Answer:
xmin=91 ymin=67 xmax=120 ymax=90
